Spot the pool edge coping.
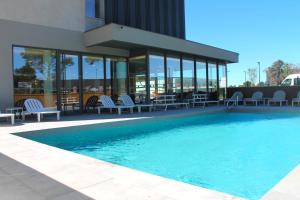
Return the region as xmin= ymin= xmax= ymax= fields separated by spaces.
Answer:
xmin=0 ymin=107 xmax=245 ymax=200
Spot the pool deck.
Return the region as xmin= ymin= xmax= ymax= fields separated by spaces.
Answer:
xmin=0 ymin=106 xmax=300 ymax=199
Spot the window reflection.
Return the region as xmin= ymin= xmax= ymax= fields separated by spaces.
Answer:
xmin=182 ymin=58 xmax=194 ymax=95
xmin=129 ymin=56 xmax=147 ymax=103
xmin=13 ymin=47 xmax=57 ymax=108
xmin=218 ymin=64 xmax=227 ymax=99
xmin=82 ymin=55 xmax=104 ymax=107
xmin=208 ymin=62 xmax=217 ymax=99
xmin=60 ymin=54 xmax=80 ymax=112
xmin=149 ymin=55 xmax=165 ymax=99
xmin=86 ymin=0 xmax=96 ymax=18
xmin=196 ymin=60 xmax=207 ymax=93
xmin=106 ymin=57 xmax=127 ymax=100
xmin=166 ymin=56 xmax=181 ymax=95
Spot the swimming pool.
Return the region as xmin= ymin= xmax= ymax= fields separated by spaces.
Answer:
xmin=18 ymin=112 xmax=300 ymax=199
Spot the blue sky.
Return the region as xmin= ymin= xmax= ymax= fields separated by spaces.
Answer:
xmin=185 ymin=0 xmax=300 ymax=86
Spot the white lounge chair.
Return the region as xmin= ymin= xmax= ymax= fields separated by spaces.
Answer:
xmin=224 ymin=91 xmax=244 ymax=107
xmin=22 ymin=99 xmax=60 ymax=122
xmin=243 ymin=91 xmax=264 ymax=106
xmin=292 ymin=91 xmax=300 ymax=107
xmin=153 ymin=95 xmax=189 ymax=111
xmin=98 ymin=96 xmax=134 ymax=115
xmin=268 ymin=90 xmax=288 ymax=106
xmin=0 ymin=111 xmax=15 ymax=125
xmin=121 ymin=95 xmax=153 ymax=112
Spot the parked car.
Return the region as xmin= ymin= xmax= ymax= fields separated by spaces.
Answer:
xmin=281 ymin=74 xmax=300 ymax=86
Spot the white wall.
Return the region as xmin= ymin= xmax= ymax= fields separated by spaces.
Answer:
xmin=0 ymin=0 xmax=85 ymax=31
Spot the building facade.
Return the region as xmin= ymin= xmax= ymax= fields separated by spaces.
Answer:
xmin=0 ymin=0 xmax=238 ymax=113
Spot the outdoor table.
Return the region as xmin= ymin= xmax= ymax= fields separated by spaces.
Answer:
xmin=5 ymin=107 xmax=23 ymax=119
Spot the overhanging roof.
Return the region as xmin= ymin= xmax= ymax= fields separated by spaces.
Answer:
xmin=84 ymin=23 xmax=239 ymax=63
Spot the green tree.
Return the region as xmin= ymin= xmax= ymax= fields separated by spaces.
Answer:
xmin=266 ymin=60 xmax=289 ymax=86
xmin=243 ymin=81 xmax=252 ymax=87
xmin=247 ymin=68 xmax=257 ymax=86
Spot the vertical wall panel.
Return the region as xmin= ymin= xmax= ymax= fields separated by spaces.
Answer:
xmin=140 ymin=0 xmax=146 ymax=29
xmin=104 ymin=0 xmax=186 ymax=39
xmin=174 ymin=0 xmax=180 ymax=38
xmin=117 ymin=0 xmax=125 ymax=25
xmin=158 ymin=0 xmax=165 ymax=35
xmin=149 ymin=0 xmax=155 ymax=32
xmin=129 ymin=0 xmax=136 ymax=27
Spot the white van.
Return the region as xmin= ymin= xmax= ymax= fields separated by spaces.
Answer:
xmin=281 ymin=74 xmax=300 ymax=86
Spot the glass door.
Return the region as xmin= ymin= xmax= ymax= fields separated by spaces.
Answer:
xmin=60 ymin=53 xmax=80 ymax=113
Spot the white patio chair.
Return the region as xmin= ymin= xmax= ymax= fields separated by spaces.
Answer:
xmin=22 ymin=99 xmax=60 ymax=122
xmin=224 ymin=91 xmax=244 ymax=107
xmin=268 ymin=90 xmax=288 ymax=106
xmin=121 ymin=95 xmax=153 ymax=112
xmin=243 ymin=91 xmax=264 ymax=106
xmin=98 ymin=96 xmax=134 ymax=115
xmin=292 ymin=91 xmax=300 ymax=107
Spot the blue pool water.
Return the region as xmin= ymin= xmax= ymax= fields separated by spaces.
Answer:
xmin=18 ymin=112 xmax=300 ymax=199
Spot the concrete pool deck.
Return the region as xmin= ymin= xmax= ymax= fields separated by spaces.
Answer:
xmin=0 ymin=106 xmax=300 ymax=199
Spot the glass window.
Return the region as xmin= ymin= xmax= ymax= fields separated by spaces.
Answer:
xmin=82 ymin=55 xmax=104 ymax=107
xmin=13 ymin=47 xmax=57 ymax=108
xmin=60 ymin=54 xmax=80 ymax=112
xmin=86 ymin=0 xmax=96 ymax=18
xmin=105 ymin=58 xmax=111 ymax=96
xmin=166 ymin=56 xmax=181 ymax=95
xmin=281 ymin=79 xmax=292 ymax=86
xmin=294 ymin=78 xmax=300 ymax=86
xmin=218 ymin=64 xmax=227 ymax=99
xmin=182 ymin=58 xmax=194 ymax=94
xmin=149 ymin=55 xmax=165 ymax=99
xmin=129 ymin=56 xmax=147 ymax=103
xmin=196 ymin=60 xmax=207 ymax=93
xmin=208 ymin=62 xmax=217 ymax=99
xmin=106 ymin=57 xmax=127 ymax=100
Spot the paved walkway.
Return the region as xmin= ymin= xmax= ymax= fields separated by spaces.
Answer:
xmin=0 ymin=153 xmax=92 ymax=200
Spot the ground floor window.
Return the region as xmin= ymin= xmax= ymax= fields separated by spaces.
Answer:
xmin=182 ymin=58 xmax=195 ymax=96
xmin=129 ymin=56 xmax=147 ymax=103
xmin=208 ymin=62 xmax=218 ymax=99
xmin=13 ymin=47 xmax=57 ymax=108
xmin=82 ymin=55 xmax=104 ymax=107
xmin=109 ymin=57 xmax=127 ymax=100
xmin=149 ymin=54 xmax=165 ymax=99
xmin=60 ymin=54 xmax=80 ymax=112
xmin=12 ymin=46 xmax=228 ymax=111
xmin=196 ymin=60 xmax=207 ymax=93
xmin=218 ymin=63 xmax=227 ymax=99
xmin=166 ymin=56 xmax=181 ymax=95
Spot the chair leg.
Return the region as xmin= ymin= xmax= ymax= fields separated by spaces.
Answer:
xmin=98 ymin=107 xmax=101 ymax=114
xmin=22 ymin=112 xmax=25 ymax=121
xmin=11 ymin=116 xmax=15 ymax=125
xmin=118 ymin=108 xmax=121 ymax=115
xmin=37 ymin=113 xmax=41 ymax=122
